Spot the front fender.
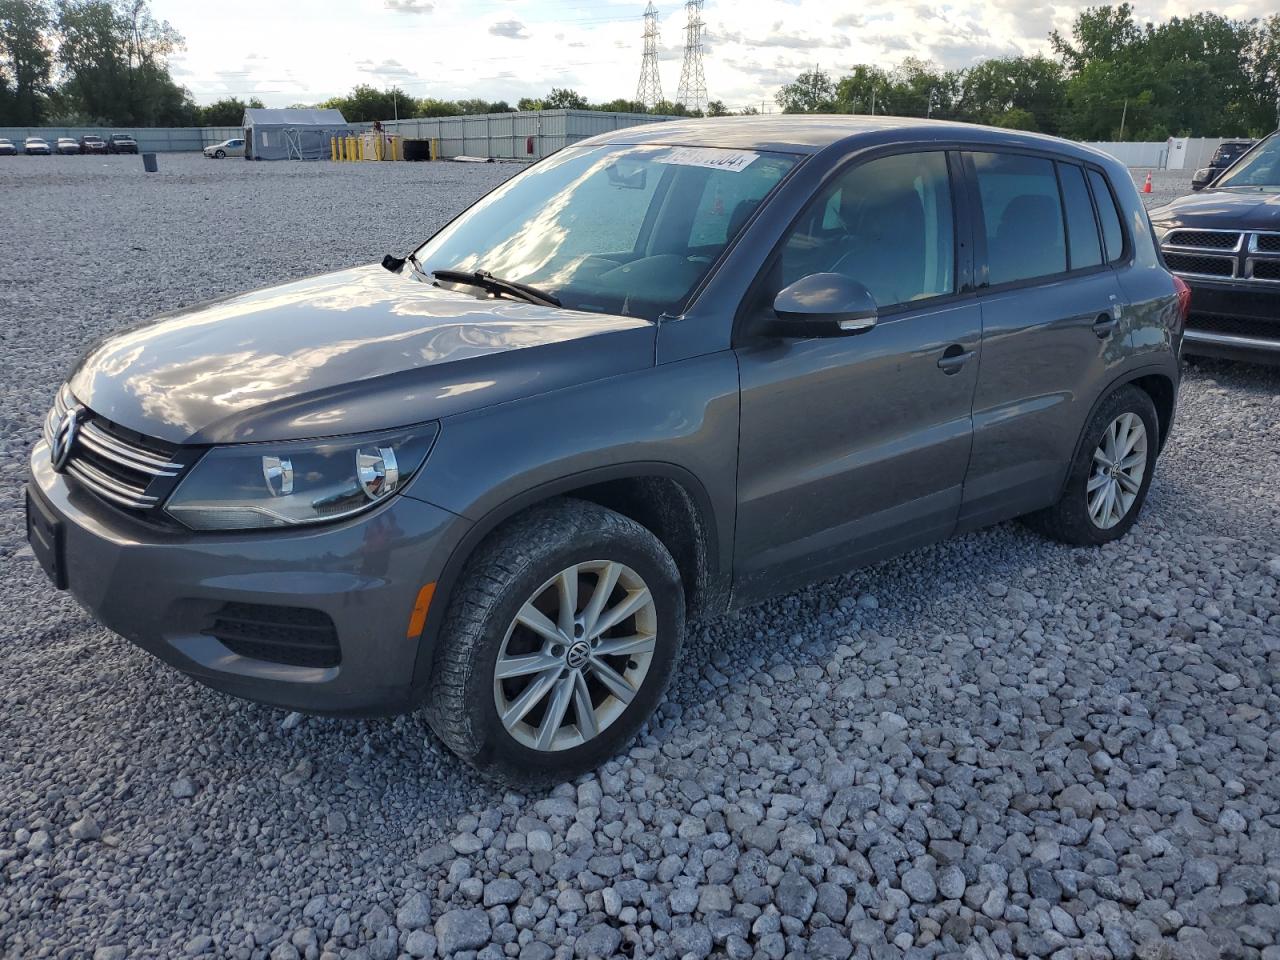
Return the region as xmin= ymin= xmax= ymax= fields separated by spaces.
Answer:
xmin=404 ymin=350 xmax=741 ymax=694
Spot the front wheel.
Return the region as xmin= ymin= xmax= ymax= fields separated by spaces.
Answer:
xmin=1024 ymin=384 xmax=1159 ymax=546
xmin=214 ymin=149 xmax=225 ymax=158
xmin=425 ymin=499 xmax=684 ymax=785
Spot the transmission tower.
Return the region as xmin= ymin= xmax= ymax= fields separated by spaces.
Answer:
xmin=675 ymin=0 xmax=708 ymax=114
xmin=635 ymin=2 xmax=664 ymax=110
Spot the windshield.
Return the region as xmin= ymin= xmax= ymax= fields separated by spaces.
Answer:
xmin=1215 ymin=135 xmax=1279 ymax=188
xmin=413 ymin=144 xmax=799 ymax=320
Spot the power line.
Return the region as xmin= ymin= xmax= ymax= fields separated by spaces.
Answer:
xmin=635 ymin=2 xmax=663 ymax=110
xmin=675 ymin=0 xmax=707 ymax=113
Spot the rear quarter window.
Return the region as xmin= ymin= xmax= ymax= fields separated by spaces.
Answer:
xmin=1087 ymin=169 xmax=1126 ymax=262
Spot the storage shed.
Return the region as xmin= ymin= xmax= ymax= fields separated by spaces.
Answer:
xmin=242 ymin=107 xmax=350 ymax=160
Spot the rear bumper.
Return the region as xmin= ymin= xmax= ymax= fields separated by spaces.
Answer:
xmin=28 ymin=442 xmax=471 ymax=716
xmin=1181 ymin=278 xmax=1280 ymax=364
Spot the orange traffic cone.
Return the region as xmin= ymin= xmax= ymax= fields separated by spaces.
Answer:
xmin=1142 ymin=172 xmax=1152 ymax=194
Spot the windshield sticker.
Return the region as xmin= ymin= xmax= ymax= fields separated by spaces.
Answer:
xmin=659 ymin=146 xmax=759 ymax=172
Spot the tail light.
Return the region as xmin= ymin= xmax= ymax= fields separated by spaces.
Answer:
xmin=1172 ymin=275 xmax=1191 ymax=333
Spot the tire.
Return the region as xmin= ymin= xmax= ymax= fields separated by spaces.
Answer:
xmin=424 ymin=498 xmax=685 ymax=785
xmin=1024 ymin=384 xmax=1159 ymax=546
xmin=214 ymin=149 xmax=225 ymax=158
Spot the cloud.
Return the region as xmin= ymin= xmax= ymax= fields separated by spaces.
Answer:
xmin=489 ymin=19 xmax=529 ymax=39
xmin=385 ymin=0 xmax=432 ymax=13
xmin=719 ymin=22 xmax=850 ymax=51
xmin=357 ymin=58 xmax=417 ymax=80
xmin=834 ymin=13 xmax=864 ymax=28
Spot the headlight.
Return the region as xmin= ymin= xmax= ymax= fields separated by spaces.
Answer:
xmin=165 ymin=423 xmax=438 ymax=530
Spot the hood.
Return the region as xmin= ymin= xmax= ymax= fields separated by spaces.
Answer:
xmin=70 ymin=264 xmax=655 ymax=445
xmin=1149 ymin=188 xmax=1280 ymax=232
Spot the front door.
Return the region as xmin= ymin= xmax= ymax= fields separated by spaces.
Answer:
xmin=733 ymin=149 xmax=982 ymax=604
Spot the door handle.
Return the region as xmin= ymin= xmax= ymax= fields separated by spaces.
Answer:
xmin=1093 ymin=313 xmax=1118 ymax=338
xmin=937 ymin=344 xmax=974 ymax=374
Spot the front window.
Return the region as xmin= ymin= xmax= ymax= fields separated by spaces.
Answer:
xmin=1215 ymin=135 xmax=1279 ymax=188
xmin=770 ymin=150 xmax=956 ymax=310
xmin=413 ymin=144 xmax=800 ymax=320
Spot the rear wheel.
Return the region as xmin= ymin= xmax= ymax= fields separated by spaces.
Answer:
xmin=1024 ymin=384 xmax=1159 ymax=546
xmin=425 ymin=499 xmax=684 ymax=785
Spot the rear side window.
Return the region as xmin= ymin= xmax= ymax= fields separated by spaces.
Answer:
xmin=1087 ymin=169 xmax=1125 ymax=262
xmin=972 ymin=152 xmax=1066 ymax=285
xmin=1057 ymin=163 xmax=1102 ymax=270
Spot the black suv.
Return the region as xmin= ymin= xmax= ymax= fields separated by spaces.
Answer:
xmin=1151 ymin=131 xmax=1280 ymax=364
xmin=28 ymin=118 xmax=1184 ymax=782
xmin=1191 ymin=139 xmax=1253 ymax=190
xmin=105 ymin=133 xmax=138 ymax=154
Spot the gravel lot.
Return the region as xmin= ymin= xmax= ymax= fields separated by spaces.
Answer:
xmin=2 ymin=153 xmax=1279 ymax=960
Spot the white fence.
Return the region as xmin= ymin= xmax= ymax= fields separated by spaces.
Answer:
xmin=0 ymin=125 xmax=241 ymax=152
xmin=379 ymin=109 xmax=680 ymax=160
xmin=1083 ymin=138 xmax=1231 ymax=171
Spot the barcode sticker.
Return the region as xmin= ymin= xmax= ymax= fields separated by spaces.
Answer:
xmin=658 ymin=147 xmax=759 ymax=172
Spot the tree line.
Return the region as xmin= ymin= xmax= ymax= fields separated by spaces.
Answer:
xmin=4 ymin=1 xmax=1277 ymax=137
xmin=775 ymin=6 xmax=1280 ymax=140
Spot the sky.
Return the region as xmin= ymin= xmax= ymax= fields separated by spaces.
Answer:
xmin=154 ymin=0 xmax=1274 ymax=113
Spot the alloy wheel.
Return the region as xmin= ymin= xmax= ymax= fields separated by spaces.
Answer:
xmin=493 ymin=560 xmax=657 ymax=752
xmin=1087 ymin=412 xmax=1147 ymax=529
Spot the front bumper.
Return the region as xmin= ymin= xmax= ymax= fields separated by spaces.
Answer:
xmin=1181 ymin=278 xmax=1280 ymax=364
xmin=28 ymin=441 xmax=470 ymax=715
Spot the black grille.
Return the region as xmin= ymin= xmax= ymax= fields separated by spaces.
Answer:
xmin=1255 ymin=234 xmax=1280 ymax=253
xmin=1166 ymin=230 xmax=1240 ymax=250
xmin=1164 ymin=253 xmax=1234 ymax=277
xmin=1186 ymin=314 xmax=1280 ymax=339
xmin=1250 ymin=259 xmax=1280 ymax=281
xmin=205 ymin=603 xmax=341 ymax=668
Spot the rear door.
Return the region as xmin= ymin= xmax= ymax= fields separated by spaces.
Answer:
xmin=733 ymin=149 xmax=982 ymax=602
xmin=957 ymin=151 xmax=1130 ymax=532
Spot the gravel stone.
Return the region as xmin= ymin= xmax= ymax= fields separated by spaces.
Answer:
xmin=435 ymin=908 xmax=491 ymax=954
xmin=68 ymin=813 xmax=101 ymax=841
xmin=0 ymin=160 xmax=1276 ymax=960
xmin=900 ymin=866 xmax=937 ymax=903
xmin=573 ymin=923 xmax=621 ymax=958
xmin=396 ymin=892 xmax=432 ymax=930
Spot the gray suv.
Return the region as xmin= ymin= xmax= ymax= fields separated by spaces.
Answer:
xmin=27 ymin=117 xmax=1184 ymax=783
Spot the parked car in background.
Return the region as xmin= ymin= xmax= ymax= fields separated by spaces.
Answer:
xmin=79 ymin=135 xmax=107 ymax=155
xmin=1190 ymin=139 xmax=1254 ymax=190
xmin=27 ymin=117 xmax=1184 ymax=784
xmin=24 ymin=137 xmax=51 ymax=155
xmin=105 ymin=133 xmax=138 ymax=154
xmin=0 ymin=138 xmax=16 ymax=156
xmin=1150 ymin=130 xmax=1280 ymax=364
xmin=203 ymin=137 xmax=245 ymax=159
xmin=54 ymin=137 xmax=80 ymax=155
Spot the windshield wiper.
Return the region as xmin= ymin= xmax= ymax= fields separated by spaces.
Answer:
xmin=431 ymin=269 xmax=562 ymax=308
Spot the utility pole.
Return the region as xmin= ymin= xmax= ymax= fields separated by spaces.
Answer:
xmin=1118 ymin=98 xmax=1128 ymax=141
xmin=635 ymin=2 xmax=663 ymax=111
xmin=675 ymin=0 xmax=708 ymax=114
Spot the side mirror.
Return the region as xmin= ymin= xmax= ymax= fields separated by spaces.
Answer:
xmin=1190 ymin=167 xmax=1213 ymax=191
xmin=772 ymin=273 xmax=878 ymax=336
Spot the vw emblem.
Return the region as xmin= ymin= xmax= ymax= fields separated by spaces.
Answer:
xmin=565 ymin=640 xmax=591 ymax=670
xmin=50 ymin=405 xmax=83 ymax=473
